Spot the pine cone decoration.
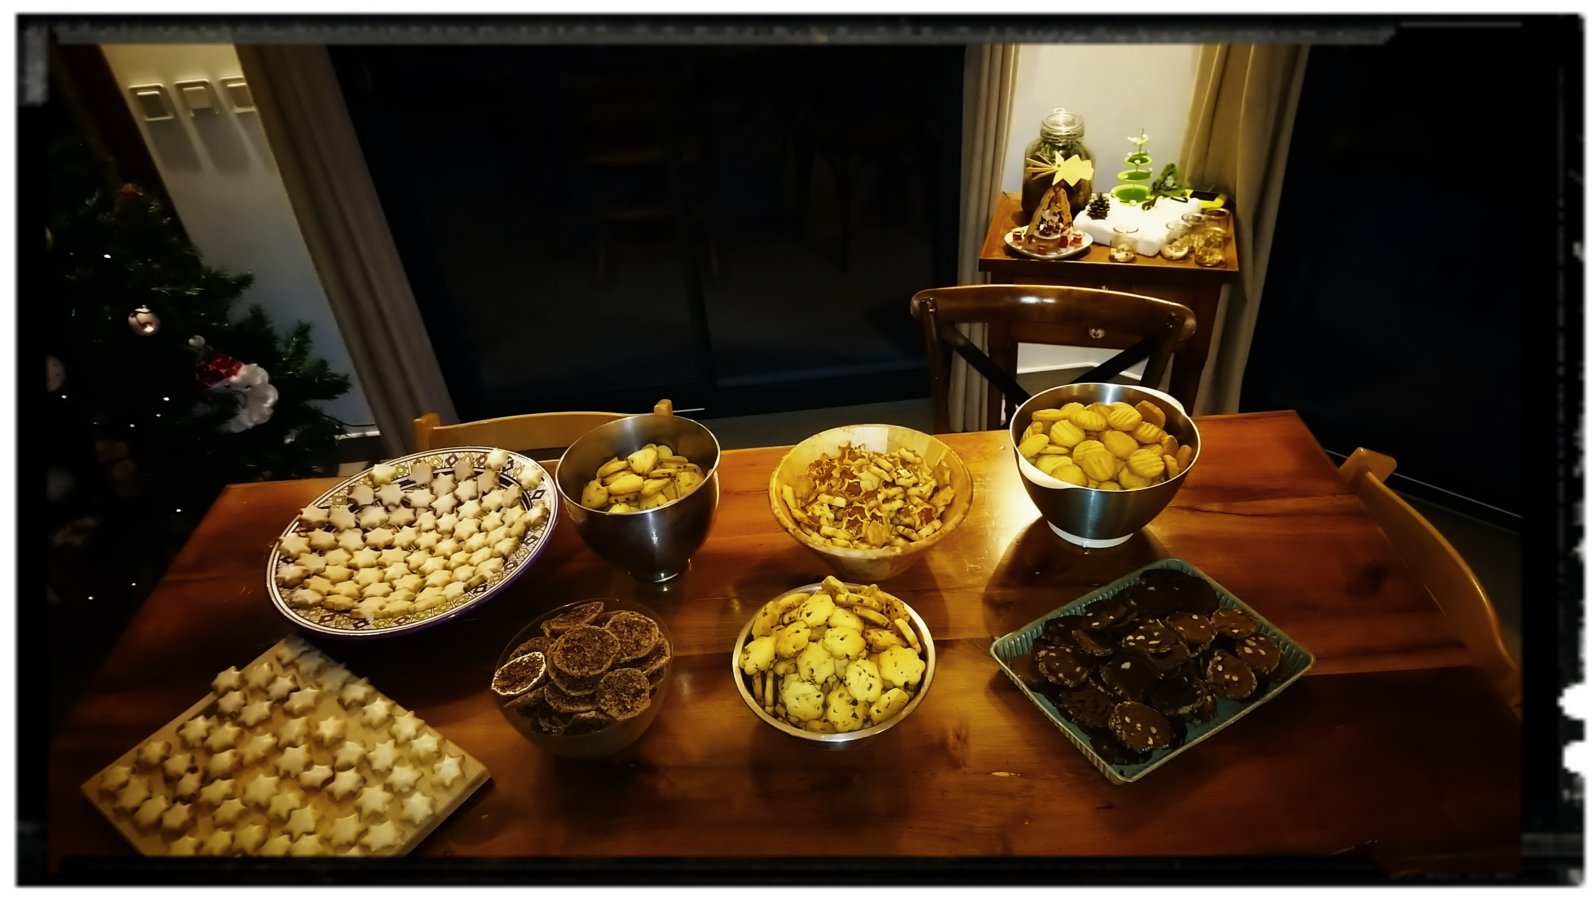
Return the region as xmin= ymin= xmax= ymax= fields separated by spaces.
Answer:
xmin=1086 ymin=194 xmax=1111 ymax=220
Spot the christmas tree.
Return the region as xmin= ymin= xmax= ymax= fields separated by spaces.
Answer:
xmin=47 ymin=135 xmax=351 ymax=613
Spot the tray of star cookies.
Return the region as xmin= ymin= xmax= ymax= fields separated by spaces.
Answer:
xmin=81 ymin=637 xmax=489 ymax=857
xmin=989 ymin=558 xmax=1313 ymax=784
xmin=268 ymin=446 xmax=557 ymax=637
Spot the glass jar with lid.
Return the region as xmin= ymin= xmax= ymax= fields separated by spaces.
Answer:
xmin=1021 ymin=108 xmax=1094 ymax=220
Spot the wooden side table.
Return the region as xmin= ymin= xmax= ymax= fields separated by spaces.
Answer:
xmin=978 ymin=191 xmax=1240 ymax=409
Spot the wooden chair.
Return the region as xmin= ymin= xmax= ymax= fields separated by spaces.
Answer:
xmin=413 ymin=399 xmax=674 ymax=455
xmin=909 ymin=284 xmax=1198 ymax=433
xmin=1339 ymin=448 xmax=1521 ymax=717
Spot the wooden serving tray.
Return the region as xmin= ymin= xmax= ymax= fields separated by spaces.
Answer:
xmin=80 ymin=638 xmax=489 ymax=857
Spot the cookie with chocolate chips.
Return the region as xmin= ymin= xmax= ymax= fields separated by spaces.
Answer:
xmin=1108 ymin=701 xmax=1174 ymax=752
xmin=1097 ymin=649 xmax=1158 ymax=702
xmin=1210 ymin=608 xmax=1259 ymax=640
xmin=1082 ymin=597 xmax=1135 ymax=631
xmin=1146 ymin=674 xmax=1213 ymax=719
xmin=1058 ymin=684 xmax=1117 ymax=729
xmin=1034 ymin=646 xmax=1093 ymax=688
xmin=1039 ymin=615 xmax=1085 ymax=649
xmin=1236 ymin=632 xmax=1282 ymax=674
xmin=1122 ymin=620 xmax=1179 ymax=655
xmin=1165 ymin=611 xmax=1217 ymax=649
xmin=1205 ymin=650 xmax=1258 ymax=699
xmin=1071 ymin=627 xmax=1118 ymax=658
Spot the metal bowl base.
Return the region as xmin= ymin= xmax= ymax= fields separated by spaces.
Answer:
xmin=1047 ymin=521 xmax=1133 ymax=548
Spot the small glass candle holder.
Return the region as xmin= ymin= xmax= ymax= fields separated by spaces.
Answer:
xmin=1159 ymin=218 xmax=1192 ymax=261
xmin=1108 ymin=225 xmax=1139 ymax=263
xmin=1192 ymin=208 xmax=1231 ymax=268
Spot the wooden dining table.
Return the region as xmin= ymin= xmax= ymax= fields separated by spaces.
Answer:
xmin=44 ymin=410 xmax=1520 ymax=879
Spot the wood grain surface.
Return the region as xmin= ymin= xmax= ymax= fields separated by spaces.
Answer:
xmin=47 ymin=412 xmax=1520 ymax=874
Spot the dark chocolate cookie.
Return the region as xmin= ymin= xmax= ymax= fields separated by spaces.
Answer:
xmin=1071 ymin=628 xmax=1117 ymax=658
xmin=1205 ymin=650 xmax=1258 ymax=699
xmin=1007 ymin=653 xmax=1048 ymax=691
xmin=1058 ymin=685 xmax=1117 ymax=729
xmin=1122 ymin=620 xmax=1180 ymax=655
xmin=1035 ymin=646 xmax=1093 ymax=688
xmin=550 ymin=625 xmax=620 ymax=678
xmin=1210 ymin=608 xmax=1259 ymax=639
xmin=1087 ymin=728 xmax=1149 ymax=766
xmin=1165 ymin=611 xmax=1217 ymax=649
xmin=1236 ymin=632 xmax=1282 ymax=674
xmin=1148 ymin=640 xmax=1192 ymax=675
xmin=1098 ymin=649 xmax=1158 ymax=702
xmin=1186 ymin=691 xmax=1219 ymax=723
xmin=1122 ymin=581 xmax=1180 ymax=619
xmin=1082 ymin=597 xmax=1135 ymax=631
xmin=1149 ymin=571 xmax=1220 ymax=615
xmin=1109 ymin=701 xmax=1174 ymax=752
xmin=1039 ymin=615 xmax=1085 ymax=648
xmin=1146 ymin=674 xmax=1213 ymax=718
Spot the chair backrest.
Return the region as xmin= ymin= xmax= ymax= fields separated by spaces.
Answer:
xmin=909 ymin=284 xmax=1198 ymax=433
xmin=1339 ymin=448 xmax=1521 ymax=717
xmin=413 ymin=399 xmax=674 ymax=455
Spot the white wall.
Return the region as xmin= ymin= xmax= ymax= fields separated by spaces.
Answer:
xmin=1004 ymin=43 xmax=1200 ymax=381
xmin=99 ymin=44 xmax=376 ymax=431
xmin=1002 ymin=44 xmax=1201 ymax=196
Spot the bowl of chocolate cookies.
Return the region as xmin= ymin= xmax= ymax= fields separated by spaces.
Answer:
xmin=989 ymin=558 xmax=1312 ymax=784
xmin=491 ymin=598 xmax=672 ymax=758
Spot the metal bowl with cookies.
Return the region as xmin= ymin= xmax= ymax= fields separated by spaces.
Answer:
xmin=491 ymin=598 xmax=673 ymax=759
xmin=732 ymin=578 xmax=935 ymax=748
xmin=767 ymin=424 xmax=973 ymax=582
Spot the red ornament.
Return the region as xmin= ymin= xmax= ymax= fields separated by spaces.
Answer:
xmin=113 ymin=183 xmax=144 ymax=217
xmin=195 ymin=353 xmax=244 ymax=390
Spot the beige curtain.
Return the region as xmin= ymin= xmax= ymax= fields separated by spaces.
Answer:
xmin=946 ymin=44 xmax=1019 ymax=432
xmin=1179 ymin=44 xmax=1309 ymax=415
xmin=236 ymin=45 xmax=457 ymax=455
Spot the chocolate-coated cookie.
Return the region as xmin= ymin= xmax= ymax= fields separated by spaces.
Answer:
xmin=1035 ymin=646 xmax=1093 ymax=688
xmin=1165 ymin=611 xmax=1217 ymax=649
xmin=1146 ymin=674 xmax=1213 ymax=718
xmin=1109 ymin=701 xmax=1174 ymax=751
xmin=1039 ymin=615 xmax=1085 ymax=648
xmin=1148 ymin=640 xmax=1193 ymax=674
xmin=1087 ymin=728 xmax=1148 ymax=766
xmin=1082 ymin=597 xmax=1135 ymax=631
xmin=1210 ymin=608 xmax=1259 ymax=639
xmin=1071 ymin=628 xmax=1117 ymax=658
xmin=1121 ymin=581 xmax=1180 ymax=619
xmin=1098 ymin=649 xmax=1158 ymax=702
xmin=1205 ymin=650 xmax=1258 ymax=699
xmin=1123 ymin=620 xmax=1180 ymax=655
xmin=1236 ymin=632 xmax=1282 ymax=674
xmin=1147 ymin=571 xmax=1220 ymax=615
xmin=1058 ymin=684 xmax=1117 ymax=729
xmin=1007 ymin=653 xmax=1047 ymax=691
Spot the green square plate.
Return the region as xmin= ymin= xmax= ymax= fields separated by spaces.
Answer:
xmin=989 ymin=557 xmax=1314 ymax=784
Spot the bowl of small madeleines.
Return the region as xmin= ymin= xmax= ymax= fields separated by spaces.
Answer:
xmin=1008 ymin=384 xmax=1200 ymax=548
xmin=554 ymin=407 xmax=720 ymax=583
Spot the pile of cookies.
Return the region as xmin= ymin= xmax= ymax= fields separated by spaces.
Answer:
xmin=83 ymin=638 xmax=485 ymax=856
xmin=737 ymin=578 xmax=928 ymax=735
xmin=579 ymin=443 xmax=708 ymax=514
xmin=271 ymin=448 xmax=553 ymax=630
xmin=1010 ymin=568 xmax=1285 ymax=763
xmin=493 ymin=600 xmax=671 ymax=737
xmin=1017 ymin=398 xmax=1194 ymax=491
xmin=777 ymin=444 xmax=956 ymax=550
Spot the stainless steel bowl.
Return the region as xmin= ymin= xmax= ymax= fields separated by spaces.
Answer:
xmin=731 ymin=582 xmax=935 ymax=748
xmin=1008 ymin=383 xmax=1201 ymax=548
xmin=555 ymin=413 xmax=721 ymax=582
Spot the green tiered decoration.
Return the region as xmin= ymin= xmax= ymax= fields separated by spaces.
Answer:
xmin=1110 ymin=131 xmax=1154 ymax=205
